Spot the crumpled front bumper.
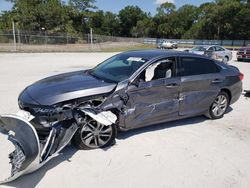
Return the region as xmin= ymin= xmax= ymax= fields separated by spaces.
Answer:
xmin=0 ymin=114 xmax=41 ymax=184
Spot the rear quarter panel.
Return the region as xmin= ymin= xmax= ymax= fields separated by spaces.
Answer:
xmin=217 ymin=63 xmax=243 ymax=104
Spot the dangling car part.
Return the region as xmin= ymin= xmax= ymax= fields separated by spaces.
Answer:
xmin=0 ymin=108 xmax=117 ymax=184
xmin=0 ymin=50 xmax=243 ymax=183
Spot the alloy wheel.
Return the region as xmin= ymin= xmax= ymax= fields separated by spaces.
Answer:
xmin=80 ymin=120 xmax=113 ymax=149
xmin=211 ymin=95 xmax=228 ymax=117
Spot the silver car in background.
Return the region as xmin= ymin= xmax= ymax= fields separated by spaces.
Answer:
xmin=189 ymin=45 xmax=232 ymax=63
xmin=158 ymin=40 xmax=178 ymax=49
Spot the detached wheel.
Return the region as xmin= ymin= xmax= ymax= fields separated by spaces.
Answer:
xmin=206 ymin=91 xmax=229 ymax=119
xmin=73 ymin=119 xmax=117 ymax=150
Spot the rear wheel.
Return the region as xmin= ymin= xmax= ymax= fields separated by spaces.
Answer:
xmin=73 ymin=119 xmax=117 ymax=150
xmin=206 ymin=91 xmax=229 ymax=119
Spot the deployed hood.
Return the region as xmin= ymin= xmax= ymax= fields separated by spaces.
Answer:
xmin=19 ymin=70 xmax=117 ymax=106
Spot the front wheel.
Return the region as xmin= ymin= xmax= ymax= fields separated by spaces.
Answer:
xmin=206 ymin=91 xmax=229 ymax=119
xmin=73 ymin=119 xmax=117 ymax=150
xmin=223 ymin=56 xmax=229 ymax=63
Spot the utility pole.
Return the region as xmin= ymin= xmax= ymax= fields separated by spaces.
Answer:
xmin=90 ymin=28 xmax=93 ymax=45
xmin=12 ymin=21 xmax=17 ymax=51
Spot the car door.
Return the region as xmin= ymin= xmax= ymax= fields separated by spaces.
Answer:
xmin=178 ymin=55 xmax=224 ymax=116
xmin=124 ymin=57 xmax=181 ymax=129
xmin=214 ymin=46 xmax=226 ymax=58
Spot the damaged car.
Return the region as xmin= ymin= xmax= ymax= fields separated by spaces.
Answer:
xmin=0 ymin=50 xmax=243 ymax=183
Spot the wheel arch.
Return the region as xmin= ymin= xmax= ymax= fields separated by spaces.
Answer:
xmin=220 ymin=88 xmax=232 ymax=103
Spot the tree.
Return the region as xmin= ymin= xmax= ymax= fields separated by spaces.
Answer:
xmin=3 ymin=0 xmax=69 ymax=32
xmin=69 ymin=0 xmax=96 ymax=12
xmin=0 ymin=11 xmax=13 ymax=30
xmin=131 ymin=17 xmax=156 ymax=37
xmin=156 ymin=2 xmax=176 ymax=15
xmin=102 ymin=12 xmax=120 ymax=36
xmin=118 ymin=6 xmax=147 ymax=37
xmin=1 ymin=0 xmax=250 ymax=39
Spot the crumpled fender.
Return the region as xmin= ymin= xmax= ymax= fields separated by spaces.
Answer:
xmin=0 ymin=114 xmax=40 ymax=184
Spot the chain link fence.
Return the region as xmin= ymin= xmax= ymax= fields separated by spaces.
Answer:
xmin=0 ymin=30 xmax=147 ymax=52
xmin=0 ymin=30 xmax=249 ymax=52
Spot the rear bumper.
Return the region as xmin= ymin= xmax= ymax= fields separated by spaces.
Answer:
xmin=230 ymin=81 xmax=243 ymax=105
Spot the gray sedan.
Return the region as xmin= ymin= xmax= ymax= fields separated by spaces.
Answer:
xmin=189 ymin=45 xmax=233 ymax=63
xmin=17 ymin=49 xmax=243 ymax=150
xmin=0 ymin=49 xmax=243 ymax=183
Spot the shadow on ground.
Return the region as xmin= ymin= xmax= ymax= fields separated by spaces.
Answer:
xmin=2 ymin=107 xmax=233 ymax=187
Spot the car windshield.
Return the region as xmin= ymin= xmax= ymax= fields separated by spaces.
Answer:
xmin=192 ymin=46 xmax=207 ymax=51
xmin=89 ymin=54 xmax=148 ymax=83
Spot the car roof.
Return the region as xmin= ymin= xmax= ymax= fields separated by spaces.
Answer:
xmin=121 ymin=49 xmax=191 ymax=60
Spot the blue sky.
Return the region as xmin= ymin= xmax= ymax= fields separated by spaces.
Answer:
xmin=0 ymin=0 xmax=213 ymax=14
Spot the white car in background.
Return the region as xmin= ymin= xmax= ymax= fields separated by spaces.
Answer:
xmin=189 ymin=45 xmax=232 ymax=63
xmin=159 ymin=40 xmax=178 ymax=49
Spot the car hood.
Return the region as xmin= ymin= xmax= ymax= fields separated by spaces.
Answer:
xmin=19 ymin=70 xmax=117 ymax=106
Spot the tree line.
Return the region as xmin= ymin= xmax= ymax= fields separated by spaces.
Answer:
xmin=0 ymin=0 xmax=249 ymax=40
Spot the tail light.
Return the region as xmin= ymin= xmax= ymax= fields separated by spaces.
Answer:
xmin=239 ymin=72 xmax=244 ymax=81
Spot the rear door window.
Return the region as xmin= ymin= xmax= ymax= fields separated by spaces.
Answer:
xmin=180 ymin=57 xmax=220 ymax=76
xmin=215 ymin=46 xmax=225 ymax=51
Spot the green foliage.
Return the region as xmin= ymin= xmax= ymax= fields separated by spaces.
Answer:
xmin=131 ymin=17 xmax=156 ymax=37
xmin=69 ymin=0 xmax=96 ymax=12
xmin=1 ymin=0 xmax=250 ymax=40
xmin=0 ymin=11 xmax=13 ymax=30
xmin=156 ymin=2 xmax=176 ymax=15
xmin=118 ymin=6 xmax=147 ymax=37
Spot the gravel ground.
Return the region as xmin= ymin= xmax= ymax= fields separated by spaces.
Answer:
xmin=0 ymin=51 xmax=250 ymax=188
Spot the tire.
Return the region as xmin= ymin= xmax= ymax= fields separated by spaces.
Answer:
xmin=223 ymin=56 xmax=229 ymax=63
xmin=205 ymin=91 xmax=229 ymax=119
xmin=72 ymin=119 xmax=117 ymax=150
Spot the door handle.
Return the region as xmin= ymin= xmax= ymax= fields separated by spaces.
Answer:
xmin=211 ymin=79 xmax=223 ymax=84
xmin=165 ymin=83 xmax=179 ymax=88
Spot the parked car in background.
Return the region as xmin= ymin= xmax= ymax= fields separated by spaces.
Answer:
xmin=237 ymin=44 xmax=250 ymax=62
xmin=158 ymin=40 xmax=178 ymax=49
xmin=188 ymin=45 xmax=232 ymax=63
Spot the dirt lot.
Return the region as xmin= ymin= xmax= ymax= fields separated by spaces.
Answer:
xmin=0 ymin=51 xmax=250 ymax=188
xmin=0 ymin=42 xmax=154 ymax=52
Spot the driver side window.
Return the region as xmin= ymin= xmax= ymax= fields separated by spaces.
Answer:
xmin=139 ymin=57 xmax=175 ymax=82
